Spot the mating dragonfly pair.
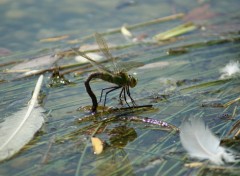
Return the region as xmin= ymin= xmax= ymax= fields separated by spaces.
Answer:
xmin=73 ymin=33 xmax=138 ymax=113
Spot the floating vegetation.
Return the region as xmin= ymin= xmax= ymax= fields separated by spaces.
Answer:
xmin=167 ymin=47 xmax=189 ymax=55
xmin=227 ymin=119 xmax=240 ymax=139
xmin=48 ymin=68 xmax=72 ymax=87
xmin=170 ymin=36 xmax=240 ymax=50
xmin=176 ymin=78 xmax=201 ymax=87
xmin=121 ymin=116 xmax=179 ymax=131
xmin=39 ymin=35 xmax=69 ymax=42
xmin=180 ymin=79 xmax=231 ymax=93
xmin=1 ymin=2 xmax=240 ymax=175
xmin=201 ymin=98 xmax=224 ymax=108
xmin=224 ymin=96 xmax=240 ymax=108
xmin=61 ymin=114 xmax=177 ymax=143
xmin=109 ymin=125 xmax=137 ymax=147
xmin=154 ymin=22 xmax=197 ymax=41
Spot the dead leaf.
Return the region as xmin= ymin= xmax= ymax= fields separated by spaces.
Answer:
xmin=39 ymin=35 xmax=69 ymax=42
xmin=91 ymin=137 xmax=103 ymax=155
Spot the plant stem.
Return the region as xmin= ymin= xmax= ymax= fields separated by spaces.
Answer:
xmin=70 ymin=13 xmax=185 ymax=43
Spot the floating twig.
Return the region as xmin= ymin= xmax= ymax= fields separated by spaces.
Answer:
xmin=154 ymin=22 xmax=197 ymax=41
xmin=227 ymin=119 xmax=240 ymax=138
xmin=224 ymin=96 xmax=240 ymax=108
xmin=171 ymin=36 xmax=240 ymax=50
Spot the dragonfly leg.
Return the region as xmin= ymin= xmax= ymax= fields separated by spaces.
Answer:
xmin=123 ymin=87 xmax=131 ymax=107
xmin=99 ymin=86 xmax=119 ymax=103
xmin=119 ymin=87 xmax=124 ymax=105
xmin=103 ymin=86 xmax=121 ymax=107
xmin=126 ymin=86 xmax=137 ymax=106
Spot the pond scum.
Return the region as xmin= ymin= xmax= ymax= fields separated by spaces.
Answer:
xmin=0 ymin=12 xmax=240 ymax=176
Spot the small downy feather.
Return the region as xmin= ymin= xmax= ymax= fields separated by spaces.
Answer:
xmin=0 ymin=75 xmax=45 ymax=161
xmin=180 ymin=118 xmax=237 ymax=165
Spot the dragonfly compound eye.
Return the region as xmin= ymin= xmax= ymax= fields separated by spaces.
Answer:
xmin=129 ymin=75 xmax=137 ymax=88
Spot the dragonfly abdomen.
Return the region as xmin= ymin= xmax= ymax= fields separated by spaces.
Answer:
xmin=84 ymin=72 xmax=123 ymax=112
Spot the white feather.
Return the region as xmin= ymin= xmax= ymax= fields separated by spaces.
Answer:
xmin=180 ymin=118 xmax=237 ymax=165
xmin=0 ymin=75 xmax=45 ymax=161
xmin=220 ymin=60 xmax=240 ymax=79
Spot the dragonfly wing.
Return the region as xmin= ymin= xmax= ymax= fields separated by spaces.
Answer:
xmin=117 ymin=61 xmax=144 ymax=72
xmin=95 ymin=33 xmax=118 ymax=71
xmin=72 ymin=48 xmax=114 ymax=76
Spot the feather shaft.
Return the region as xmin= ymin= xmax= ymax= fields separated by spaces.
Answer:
xmin=0 ymin=75 xmax=45 ymax=161
xmin=180 ymin=118 xmax=237 ymax=165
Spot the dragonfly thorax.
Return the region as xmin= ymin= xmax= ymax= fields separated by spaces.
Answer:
xmin=110 ymin=72 xmax=137 ymax=88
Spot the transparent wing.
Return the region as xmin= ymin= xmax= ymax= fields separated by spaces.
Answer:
xmin=117 ymin=61 xmax=144 ymax=72
xmin=72 ymin=48 xmax=114 ymax=76
xmin=94 ymin=33 xmax=118 ymax=71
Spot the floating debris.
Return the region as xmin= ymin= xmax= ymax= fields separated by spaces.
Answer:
xmin=121 ymin=116 xmax=179 ymax=131
xmin=39 ymin=35 xmax=69 ymax=42
xmin=220 ymin=60 xmax=240 ymax=79
xmin=48 ymin=68 xmax=72 ymax=87
xmin=201 ymin=98 xmax=224 ymax=108
xmin=121 ymin=26 xmax=133 ymax=38
xmin=154 ymin=22 xmax=197 ymax=41
xmin=0 ymin=75 xmax=45 ymax=161
xmin=224 ymin=96 xmax=240 ymax=108
xmin=109 ymin=125 xmax=137 ymax=147
xmin=167 ymin=47 xmax=188 ymax=55
xmin=180 ymin=118 xmax=238 ymax=165
xmin=91 ymin=137 xmax=104 ymax=155
xmin=227 ymin=119 xmax=240 ymax=139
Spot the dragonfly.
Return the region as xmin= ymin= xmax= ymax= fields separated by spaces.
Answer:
xmin=73 ymin=33 xmax=139 ymax=113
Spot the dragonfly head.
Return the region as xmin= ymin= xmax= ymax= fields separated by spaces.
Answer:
xmin=128 ymin=75 xmax=137 ymax=88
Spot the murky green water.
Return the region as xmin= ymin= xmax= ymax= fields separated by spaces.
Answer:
xmin=0 ymin=0 xmax=240 ymax=176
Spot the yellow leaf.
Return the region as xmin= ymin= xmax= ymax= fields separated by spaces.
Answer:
xmin=91 ymin=137 xmax=103 ymax=155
